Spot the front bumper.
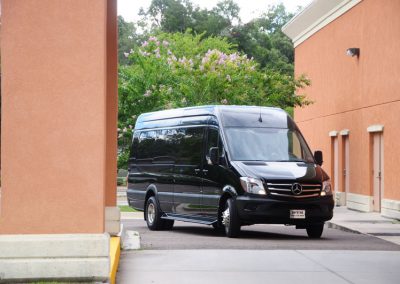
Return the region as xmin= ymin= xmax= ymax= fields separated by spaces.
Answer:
xmin=236 ymin=195 xmax=334 ymax=225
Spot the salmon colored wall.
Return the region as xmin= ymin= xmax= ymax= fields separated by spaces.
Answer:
xmin=105 ymin=0 xmax=118 ymax=206
xmin=294 ymin=0 xmax=400 ymax=200
xmin=0 ymin=0 xmax=116 ymax=234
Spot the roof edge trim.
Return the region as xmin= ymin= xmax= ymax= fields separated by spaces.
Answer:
xmin=282 ymin=0 xmax=362 ymax=47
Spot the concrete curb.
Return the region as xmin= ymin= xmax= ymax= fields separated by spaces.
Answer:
xmin=327 ymin=221 xmax=400 ymax=246
xmin=109 ymin=237 xmax=121 ymax=284
xmin=118 ymin=224 xmax=141 ymax=250
xmin=326 ymin=221 xmax=362 ymax=235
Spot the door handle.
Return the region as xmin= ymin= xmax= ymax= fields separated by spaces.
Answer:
xmin=194 ymin=169 xmax=201 ymax=174
xmin=202 ymin=169 xmax=209 ymax=174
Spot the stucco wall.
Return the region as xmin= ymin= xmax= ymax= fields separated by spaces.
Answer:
xmin=0 ymin=0 xmax=116 ymax=234
xmin=294 ymin=0 xmax=400 ymax=201
xmin=105 ymin=0 xmax=118 ymax=206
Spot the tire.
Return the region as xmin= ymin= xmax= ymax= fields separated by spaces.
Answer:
xmin=163 ymin=219 xmax=175 ymax=230
xmin=306 ymin=223 xmax=324 ymax=239
xmin=212 ymin=222 xmax=223 ymax=231
xmin=222 ymin=198 xmax=241 ymax=238
xmin=212 ymin=206 xmax=224 ymax=232
xmin=145 ymin=196 xmax=164 ymax=230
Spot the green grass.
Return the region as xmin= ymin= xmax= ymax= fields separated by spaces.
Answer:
xmin=118 ymin=205 xmax=137 ymax=212
xmin=32 ymin=282 xmax=63 ymax=284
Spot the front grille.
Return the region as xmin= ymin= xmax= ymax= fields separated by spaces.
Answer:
xmin=266 ymin=181 xmax=321 ymax=198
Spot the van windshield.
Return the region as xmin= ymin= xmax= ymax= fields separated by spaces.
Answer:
xmin=224 ymin=127 xmax=314 ymax=162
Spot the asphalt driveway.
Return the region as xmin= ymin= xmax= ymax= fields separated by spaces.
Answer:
xmin=121 ymin=219 xmax=400 ymax=250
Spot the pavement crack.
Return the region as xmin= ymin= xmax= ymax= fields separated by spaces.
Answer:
xmin=295 ymin=250 xmax=355 ymax=284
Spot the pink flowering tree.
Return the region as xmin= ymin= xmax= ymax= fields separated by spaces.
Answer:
xmin=117 ymin=32 xmax=310 ymax=168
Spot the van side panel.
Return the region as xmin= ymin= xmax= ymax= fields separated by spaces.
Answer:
xmin=173 ymin=126 xmax=205 ymax=216
xmin=127 ymin=133 xmax=147 ymax=210
xmin=152 ymin=129 xmax=177 ymax=213
xmin=127 ymin=129 xmax=175 ymax=212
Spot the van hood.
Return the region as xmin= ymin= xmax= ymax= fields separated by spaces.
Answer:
xmin=230 ymin=161 xmax=328 ymax=182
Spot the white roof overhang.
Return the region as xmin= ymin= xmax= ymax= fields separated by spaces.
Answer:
xmin=282 ymin=0 xmax=362 ymax=47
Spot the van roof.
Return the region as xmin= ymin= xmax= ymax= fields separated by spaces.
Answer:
xmin=135 ymin=105 xmax=295 ymax=130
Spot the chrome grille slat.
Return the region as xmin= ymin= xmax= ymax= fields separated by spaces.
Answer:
xmin=267 ymin=187 xmax=291 ymax=191
xmin=270 ymin=192 xmax=320 ymax=198
xmin=266 ymin=182 xmax=321 ymax=198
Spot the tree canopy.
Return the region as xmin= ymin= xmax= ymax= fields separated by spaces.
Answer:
xmin=117 ymin=32 xmax=310 ymax=167
xmin=117 ymin=1 xmax=310 ymax=168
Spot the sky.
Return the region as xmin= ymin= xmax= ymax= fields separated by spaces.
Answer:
xmin=118 ymin=0 xmax=313 ymax=24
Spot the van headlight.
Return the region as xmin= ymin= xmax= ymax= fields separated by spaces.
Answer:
xmin=321 ymin=180 xmax=332 ymax=196
xmin=240 ymin=177 xmax=266 ymax=195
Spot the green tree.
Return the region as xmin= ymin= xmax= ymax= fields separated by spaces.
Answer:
xmin=146 ymin=0 xmax=195 ymax=32
xmin=142 ymin=0 xmax=240 ymax=37
xmin=191 ymin=0 xmax=240 ymax=36
xmin=117 ymin=32 xmax=310 ymax=167
xmin=140 ymin=2 xmax=296 ymax=74
xmin=118 ymin=16 xmax=139 ymax=65
xmin=229 ymin=4 xmax=295 ymax=74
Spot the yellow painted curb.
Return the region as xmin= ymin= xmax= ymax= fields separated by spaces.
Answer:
xmin=109 ymin=236 xmax=121 ymax=284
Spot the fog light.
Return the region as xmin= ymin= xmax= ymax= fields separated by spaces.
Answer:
xmin=321 ymin=180 xmax=332 ymax=196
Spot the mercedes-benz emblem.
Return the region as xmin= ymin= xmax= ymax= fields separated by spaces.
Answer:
xmin=291 ymin=183 xmax=303 ymax=195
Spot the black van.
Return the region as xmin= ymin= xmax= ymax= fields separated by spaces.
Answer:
xmin=127 ymin=106 xmax=334 ymax=238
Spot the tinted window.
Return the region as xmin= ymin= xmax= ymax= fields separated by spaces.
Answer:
xmin=153 ymin=129 xmax=178 ymax=163
xmin=130 ymin=132 xmax=140 ymax=159
xmin=135 ymin=127 xmax=205 ymax=164
xmin=206 ymin=128 xmax=224 ymax=158
xmin=177 ymin=127 xmax=204 ymax=164
xmin=137 ymin=130 xmax=157 ymax=160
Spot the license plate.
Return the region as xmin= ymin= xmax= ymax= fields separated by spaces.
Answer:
xmin=290 ymin=209 xmax=305 ymax=219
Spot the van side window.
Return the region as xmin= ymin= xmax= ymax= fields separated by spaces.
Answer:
xmin=177 ymin=127 xmax=204 ymax=164
xmin=207 ymin=128 xmax=225 ymax=157
xmin=153 ymin=129 xmax=177 ymax=162
xmin=130 ymin=132 xmax=140 ymax=159
xmin=288 ymin=131 xmax=307 ymax=160
xmin=138 ymin=130 xmax=157 ymax=161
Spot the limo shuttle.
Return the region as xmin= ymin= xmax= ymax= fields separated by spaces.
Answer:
xmin=127 ymin=105 xmax=334 ymax=238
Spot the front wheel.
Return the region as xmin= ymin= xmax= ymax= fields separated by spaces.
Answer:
xmin=306 ymin=223 xmax=324 ymax=239
xmin=212 ymin=206 xmax=224 ymax=232
xmin=222 ymin=198 xmax=241 ymax=238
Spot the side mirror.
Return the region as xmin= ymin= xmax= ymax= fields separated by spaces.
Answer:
xmin=314 ymin=150 xmax=323 ymax=166
xmin=208 ymin=147 xmax=219 ymax=165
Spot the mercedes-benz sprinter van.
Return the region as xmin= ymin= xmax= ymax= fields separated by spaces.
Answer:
xmin=127 ymin=106 xmax=334 ymax=238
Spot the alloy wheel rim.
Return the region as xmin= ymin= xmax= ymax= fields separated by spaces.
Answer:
xmin=147 ymin=203 xmax=155 ymax=224
xmin=222 ymin=207 xmax=230 ymax=229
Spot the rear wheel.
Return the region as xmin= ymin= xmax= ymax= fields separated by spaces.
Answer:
xmin=145 ymin=196 xmax=164 ymax=230
xmin=306 ymin=223 xmax=324 ymax=239
xmin=222 ymin=198 xmax=241 ymax=238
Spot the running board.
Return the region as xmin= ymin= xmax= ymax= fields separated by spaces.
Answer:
xmin=162 ymin=214 xmax=216 ymax=225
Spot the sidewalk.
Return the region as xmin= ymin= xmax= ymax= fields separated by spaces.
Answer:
xmin=117 ymin=186 xmax=128 ymax=206
xmin=328 ymin=206 xmax=400 ymax=246
xmin=121 ymin=211 xmax=144 ymax=220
